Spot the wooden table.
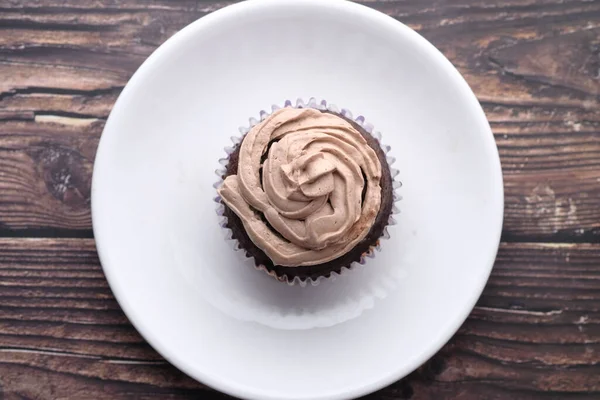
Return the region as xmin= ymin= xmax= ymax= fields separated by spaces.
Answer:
xmin=1 ymin=0 xmax=599 ymax=398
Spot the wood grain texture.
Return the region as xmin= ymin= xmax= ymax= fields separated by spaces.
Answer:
xmin=0 ymin=239 xmax=598 ymax=399
xmin=0 ymin=0 xmax=599 ymax=240
xmin=0 ymin=0 xmax=599 ymax=399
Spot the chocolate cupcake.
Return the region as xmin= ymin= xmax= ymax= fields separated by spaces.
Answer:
xmin=217 ymin=102 xmax=396 ymax=284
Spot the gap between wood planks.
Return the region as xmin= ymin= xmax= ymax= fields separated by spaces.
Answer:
xmin=0 ymin=347 xmax=165 ymax=365
xmin=0 ymin=228 xmax=597 ymax=244
xmin=0 ymin=229 xmax=94 ymax=239
xmin=1 ymin=230 xmax=599 ymax=244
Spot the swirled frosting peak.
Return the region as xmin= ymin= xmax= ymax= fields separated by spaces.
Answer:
xmin=218 ymin=108 xmax=382 ymax=267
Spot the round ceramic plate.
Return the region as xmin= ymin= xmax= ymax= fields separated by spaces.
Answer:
xmin=92 ymin=1 xmax=504 ymax=399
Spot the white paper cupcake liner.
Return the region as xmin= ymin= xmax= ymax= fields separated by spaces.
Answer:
xmin=214 ymin=98 xmax=401 ymax=287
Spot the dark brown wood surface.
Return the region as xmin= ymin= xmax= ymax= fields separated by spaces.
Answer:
xmin=0 ymin=0 xmax=599 ymax=399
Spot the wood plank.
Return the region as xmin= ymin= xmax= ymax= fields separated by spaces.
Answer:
xmin=0 ymin=238 xmax=598 ymax=398
xmin=0 ymin=0 xmax=599 ymax=239
xmin=0 ymin=115 xmax=596 ymax=238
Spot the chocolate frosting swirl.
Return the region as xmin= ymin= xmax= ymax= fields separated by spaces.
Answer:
xmin=218 ymin=108 xmax=382 ymax=267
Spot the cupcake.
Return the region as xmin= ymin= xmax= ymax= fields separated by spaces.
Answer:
xmin=217 ymin=103 xmax=395 ymax=283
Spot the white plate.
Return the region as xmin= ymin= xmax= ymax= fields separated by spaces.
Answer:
xmin=92 ymin=1 xmax=504 ymax=399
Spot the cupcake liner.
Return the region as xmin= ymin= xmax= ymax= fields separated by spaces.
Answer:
xmin=214 ymin=98 xmax=401 ymax=287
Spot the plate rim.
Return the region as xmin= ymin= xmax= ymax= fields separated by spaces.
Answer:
xmin=91 ymin=0 xmax=505 ymax=399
